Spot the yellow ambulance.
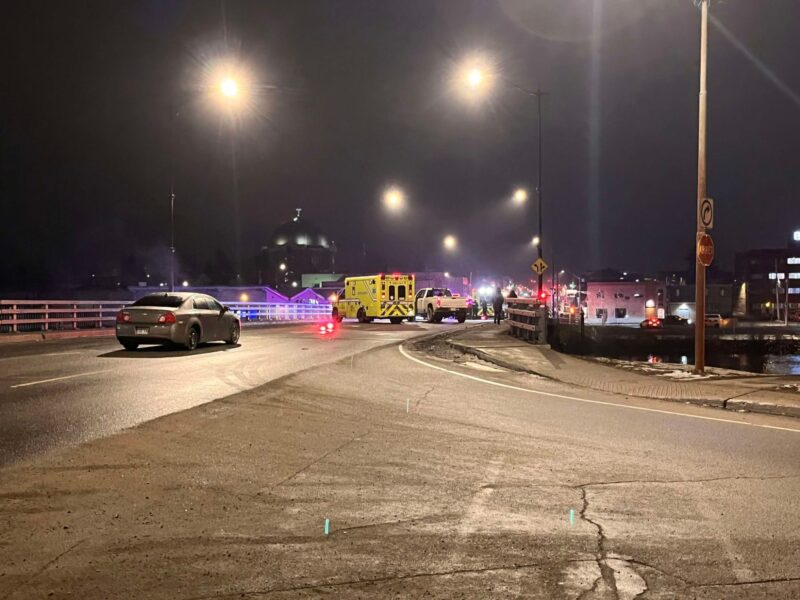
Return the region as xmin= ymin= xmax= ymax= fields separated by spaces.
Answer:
xmin=332 ymin=273 xmax=415 ymax=324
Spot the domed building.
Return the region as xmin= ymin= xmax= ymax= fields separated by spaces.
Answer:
xmin=260 ymin=209 xmax=337 ymax=288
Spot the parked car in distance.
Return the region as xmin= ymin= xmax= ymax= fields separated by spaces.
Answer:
xmin=116 ymin=292 xmax=241 ymax=351
xmin=415 ymin=288 xmax=468 ymax=323
xmin=639 ymin=317 xmax=661 ymax=329
xmin=704 ymin=313 xmax=722 ymax=328
xmin=661 ymin=315 xmax=692 ymax=327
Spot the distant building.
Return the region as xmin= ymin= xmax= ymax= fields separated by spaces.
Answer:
xmin=410 ymin=272 xmax=471 ymax=298
xmin=667 ymin=284 xmax=734 ymax=320
xmin=734 ymin=229 xmax=800 ymax=319
xmin=131 ymin=286 xmax=290 ymax=303
xmin=260 ymin=209 xmax=337 ymax=288
xmin=586 ymin=280 xmax=666 ymax=325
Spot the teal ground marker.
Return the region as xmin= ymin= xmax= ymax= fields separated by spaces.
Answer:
xmin=324 ymin=518 xmax=330 ymax=536
xmin=569 ymin=509 xmax=575 ymax=526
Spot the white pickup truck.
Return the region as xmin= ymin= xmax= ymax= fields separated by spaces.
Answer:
xmin=415 ymin=288 xmax=468 ymax=323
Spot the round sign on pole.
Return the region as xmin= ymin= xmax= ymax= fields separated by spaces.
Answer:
xmin=697 ymin=233 xmax=714 ymax=267
xmin=700 ymin=197 xmax=714 ymax=229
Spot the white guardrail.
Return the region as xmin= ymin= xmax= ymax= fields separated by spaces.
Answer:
xmin=0 ymin=300 xmax=332 ymax=333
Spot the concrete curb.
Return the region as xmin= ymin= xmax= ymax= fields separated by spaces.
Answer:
xmin=446 ymin=338 xmax=800 ymax=420
xmin=448 ymin=340 xmax=555 ymax=379
xmin=726 ymin=396 xmax=800 ymax=419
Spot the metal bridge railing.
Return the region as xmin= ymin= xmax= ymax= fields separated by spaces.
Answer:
xmin=0 ymin=300 xmax=332 ymax=334
xmin=226 ymin=302 xmax=332 ymax=323
xmin=506 ymin=298 xmax=548 ymax=344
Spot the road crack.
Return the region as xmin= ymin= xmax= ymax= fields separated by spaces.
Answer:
xmin=180 ymin=558 xmax=599 ymax=599
xmin=578 ymin=485 xmax=619 ymax=599
xmin=258 ymin=429 xmax=370 ymax=493
xmin=1 ymin=538 xmax=86 ymax=600
xmin=692 ymin=575 xmax=800 ymax=588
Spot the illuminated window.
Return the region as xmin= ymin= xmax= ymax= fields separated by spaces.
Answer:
xmin=790 ymin=273 xmax=800 ymax=279
xmin=788 ymin=257 xmax=800 ymax=265
xmin=794 ymin=231 xmax=800 ymax=241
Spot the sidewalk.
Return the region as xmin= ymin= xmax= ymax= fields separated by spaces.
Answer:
xmin=448 ymin=324 xmax=800 ymax=419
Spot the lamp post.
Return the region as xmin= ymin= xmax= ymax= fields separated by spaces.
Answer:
xmin=694 ymin=0 xmax=710 ymax=373
xmin=454 ymin=57 xmax=547 ymax=293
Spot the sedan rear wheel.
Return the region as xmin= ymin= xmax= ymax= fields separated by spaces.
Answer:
xmin=227 ymin=322 xmax=240 ymax=345
xmin=185 ymin=326 xmax=200 ymax=351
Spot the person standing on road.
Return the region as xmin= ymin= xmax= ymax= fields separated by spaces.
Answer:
xmin=492 ymin=287 xmax=505 ymax=324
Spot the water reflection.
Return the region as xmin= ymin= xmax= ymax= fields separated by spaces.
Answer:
xmin=630 ymin=353 xmax=800 ymax=375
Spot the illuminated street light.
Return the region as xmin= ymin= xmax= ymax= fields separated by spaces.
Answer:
xmin=452 ymin=54 xmax=494 ymax=103
xmin=279 ymin=263 xmax=287 ymax=271
xmin=182 ymin=280 xmax=189 ymax=287
xmin=532 ymin=236 xmax=540 ymax=246
xmin=513 ymin=188 xmax=528 ymax=204
xmin=450 ymin=52 xmax=547 ymax=294
xmin=443 ymin=235 xmax=457 ymax=250
xmin=466 ymin=68 xmax=483 ymax=89
xmin=383 ymin=186 xmax=406 ymax=213
xmin=220 ymin=77 xmax=239 ymax=98
xmin=444 ymin=272 xmax=450 ymax=278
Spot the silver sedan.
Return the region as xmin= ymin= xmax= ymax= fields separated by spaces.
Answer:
xmin=115 ymin=292 xmax=241 ymax=351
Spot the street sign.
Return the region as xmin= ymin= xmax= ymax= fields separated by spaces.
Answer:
xmin=697 ymin=233 xmax=714 ymax=267
xmin=531 ymin=258 xmax=549 ymax=275
xmin=699 ymin=197 xmax=714 ymax=229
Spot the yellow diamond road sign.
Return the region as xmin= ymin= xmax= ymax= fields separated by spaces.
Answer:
xmin=531 ymin=258 xmax=548 ymax=275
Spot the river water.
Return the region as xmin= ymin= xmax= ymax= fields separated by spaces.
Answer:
xmin=626 ymin=352 xmax=800 ymax=375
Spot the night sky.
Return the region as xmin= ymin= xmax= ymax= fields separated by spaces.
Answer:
xmin=2 ymin=0 xmax=798 ymax=289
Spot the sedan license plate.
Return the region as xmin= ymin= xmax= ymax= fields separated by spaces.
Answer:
xmin=135 ymin=327 xmax=149 ymax=335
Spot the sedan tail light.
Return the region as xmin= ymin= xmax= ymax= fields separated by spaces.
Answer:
xmin=158 ymin=312 xmax=177 ymax=324
xmin=116 ymin=310 xmax=131 ymax=323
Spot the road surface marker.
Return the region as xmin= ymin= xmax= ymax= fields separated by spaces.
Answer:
xmin=397 ymin=344 xmax=800 ymax=434
xmin=324 ymin=518 xmax=330 ymax=536
xmin=569 ymin=509 xmax=575 ymax=526
xmin=406 ymin=399 xmax=410 ymax=413
xmin=10 ymin=370 xmax=108 ymax=389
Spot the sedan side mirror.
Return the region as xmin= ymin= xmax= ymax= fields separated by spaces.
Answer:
xmin=221 ymin=305 xmax=229 ymax=314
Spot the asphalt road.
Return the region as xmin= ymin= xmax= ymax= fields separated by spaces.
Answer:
xmin=1 ymin=322 xmax=799 ymax=598
xmin=0 ymin=321 xmax=433 ymax=466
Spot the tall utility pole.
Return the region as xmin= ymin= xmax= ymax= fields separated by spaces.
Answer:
xmin=169 ymin=184 xmax=176 ymax=293
xmin=693 ymin=0 xmax=710 ymax=373
xmin=536 ymin=90 xmax=545 ymax=295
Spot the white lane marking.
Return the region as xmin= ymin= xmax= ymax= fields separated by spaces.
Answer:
xmin=0 ymin=350 xmax=85 ymax=362
xmin=398 ymin=344 xmax=800 ymax=434
xmin=10 ymin=370 xmax=108 ymax=389
xmin=38 ymin=351 xmax=85 ymax=358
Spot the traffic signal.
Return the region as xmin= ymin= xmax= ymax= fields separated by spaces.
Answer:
xmin=537 ymin=290 xmax=548 ymax=303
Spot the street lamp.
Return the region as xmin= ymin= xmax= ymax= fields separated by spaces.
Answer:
xmin=220 ymin=77 xmax=239 ymax=98
xmin=383 ymin=185 xmax=406 ymax=213
xmin=532 ymin=236 xmax=540 ymax=246
xmin=452 ymin=54 xmax=547 ymax=292
xmin=513 ymin=188 xmax=528 ymax=204
xmin=443 ymin=235 xmax=457 ymax=251
xmin=168 ymin=57 xmax=256 ymax=292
